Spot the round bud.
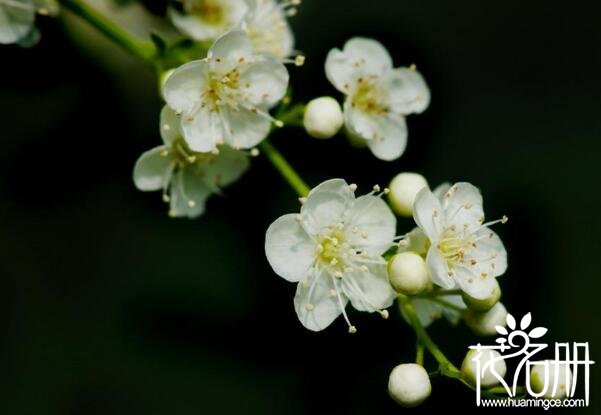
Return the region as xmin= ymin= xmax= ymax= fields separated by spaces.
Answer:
xmin=388 ymin=363 xmax=431 ymax=407
xmin=462 ymin=279 xmax=501 ymax=311
xmin=461 ymin=349 xmax=507 ymax=388
xmin=388 ymin=172 xmax=429 ymax=217
xmin=388 ymin=252 xmax=429 ymax=295
xmin=529 ymin=361 xmax=572 ymax=399
xmin=465 ymin=302 xmax=508 ymax=336
xmin=303 ymin=97 xmax=343 ymax=139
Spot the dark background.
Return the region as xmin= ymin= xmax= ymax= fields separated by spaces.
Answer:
xmin=1 ymin=0 xmax=599 ymax=413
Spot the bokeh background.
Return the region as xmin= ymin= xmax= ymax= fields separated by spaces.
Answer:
xmin=1 ymin=0 xmax=599 ymax=413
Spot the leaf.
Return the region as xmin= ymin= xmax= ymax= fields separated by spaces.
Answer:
xmin=506 ymin=313 xmax=516 ymax=330
xmin=496 ymin=325 xmax=508 ymax=335
xmin=150 ymin=32 xmax=167 ymax=55
xmin=520 ymin=312 xmax=532 ymax=330
xmin=528 ymin=327 xmax=548 ymax=339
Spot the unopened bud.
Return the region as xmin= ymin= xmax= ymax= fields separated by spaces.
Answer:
xmin=388 ymin=172 xmax=429 ymax=217
xmin=529 ymin=360 xmax=572 ymax=399
xmin=462 ymin=279 xmax=501 ymax=311
xmin=461 ymin=349 xmax=507 ymax=388
xmin=303 ymin=97 xmax=343 ymax=139
xmin=465 ymin=302 xmax=508 ymax=336
xmin=388 ymin=252 xmax=429 ymax=295
xmin=388 ymin=363 xmax=431 ymax=407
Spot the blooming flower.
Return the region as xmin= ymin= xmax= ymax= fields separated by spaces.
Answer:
xmin=412 ymin=182 xmax=508 ymax=299
xmin=265 ymin=179 xmax=397 ymax=332
xmin=163 ymin=30 xmax=289 ymax=152
xmin=169 ymin=0 xmax=248 ymax=42
xmin=133 ymin=106 xmax=249 ymax=218
xmin=325 ymin=37 xmax=430 ymax=161
xmin=240 ymin=0 xmax=296 ymax=60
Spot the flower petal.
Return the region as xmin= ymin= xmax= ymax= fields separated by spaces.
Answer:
xmin=426 ymin=248 xmax=456 ymax=289
xmin=159 ymin=105 xmax=182 ymax=145
xmin=133 ymin=146 xmax=172 ymax=191
xmin=453 ymin=265 xmax=498 ymax=300
xmin=0 ymin=0 xmax=35 ymax=45
xmin=181 ymin=107 xmax=221 ymax=152
xmin=163 ymin=60 xmax=208 ymax=114
xmin=386 ymin=67 xmax=431 ymax=115
xmin=325 ymin=37 xmax=392 ymax=93
xmin=344 ymin=263 xmax=395 ymax=312
xmin=169 ymin=167 xmax=212 ymax=218
xmin=432 ymin=182 xmax=451 ymax=201
xmin=442 ymin=182 xmax=485 ymax=230
xmin=345 ymin=195 xmax=396 ymax=253
xmin=469 ymin=228 xmax=508 ymax=277
xmin=221 ymin=106 xmax=272 ymax=149
xmin=413 ymin=188 xmax=444 ymax=240
xmin=301 ymin=179 xmax=354 ymax=234
xmin=239 ymin=55 xmax=289 ymax=107
xmin=294 ymin=269 xmax=345 ymax=331
xmin=265 ymin=213 xmax=315 ymax=282
xmin=343 ymin=101 xmax=378 ymax=139
xmin=209 ymin=30 xmax=254 ymax=73
xmin=364 ymin=115 xmax=408 ymax=161
xmin=202 ymin=146 xmax=250 ymax=189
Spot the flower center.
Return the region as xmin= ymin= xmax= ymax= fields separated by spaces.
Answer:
xmin=202 ymin=68 xmax=242 ymax=111
xmin=187 ymin=0 xmax=226 ymax=26
xmin=351 ymin=76 xmax=388 ymax=115
xmin=437 ymin=227 xmax=475 ymax=269
xmin=171 ymin=137 xmax=217 ymax=167
xmin=317 ymin=229 xmax=348 ymax=270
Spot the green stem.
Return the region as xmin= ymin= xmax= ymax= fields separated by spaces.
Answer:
xmin=259 ymin=140 xmax=310 ymax=197
xmin=415 ymin=341 xmax=425 ymax=366
xmin=59 ymin=0 xmax=156 ymax=61
xmin=278 ymin=103 xmax=305 ymax=128
xmin=398 ymin=294 xmax=461 ymax=377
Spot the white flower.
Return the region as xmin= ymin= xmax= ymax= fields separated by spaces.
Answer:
xmin=163 ymin=30 xmax=289 ymax=152
xmin=325 ymin=37 xmax=430 ymax=161
xmin=303 ymin=96 xmax=343 ymax=139
xmin=265 ymin=179 xmax=397 ymax=332
xmin=169 ymin=0 xmax=248 ymax=41
xmin=133 ymin=106 xmax=249 ymax=218
xmin=412 ymin=182 xmax=508 ymax=299
xmin=240 ymin=0 xmax=297 ymax=60
xmin=388 ymin=363 xmax=431 ymax=407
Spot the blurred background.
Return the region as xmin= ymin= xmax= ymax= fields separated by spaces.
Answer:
xmin=1 ymin=0 xmax=599 ymax=413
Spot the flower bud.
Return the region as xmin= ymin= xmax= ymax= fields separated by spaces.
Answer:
xmin=388 ymin=363 xmax=431 ymax=407
xmin=388 ymin=172 xmax=429 ymax=217
xmin=462 ymin=279 xmax=501 ymax=311
xmin=303 ymin=96 xmax=343 ymax=139
xmin=464 ymin=302 xmax=508 ymax=336
xmin=461 ymin=349 xmax=507 ymax=388
xmin=529 ymin=360 xmax=572 ymax=399
xmin=388 ymin=252 xmax=429 ymax=295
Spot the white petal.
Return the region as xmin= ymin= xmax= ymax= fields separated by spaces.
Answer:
xmin=364 ymin=115 xmax=408 ymax=161
xmin=133 ymin=146 xmax=172 ymax=191
xmin=397 ymin=227 xmax=430 ymax=257
xmin=402 ymin=298 xmax=442 ymax=328
xmin=181 ymin=107 xmax=221 ymax=152
xmin=343 ymin=100 xmax=378 ymax=140
xmin=221 ymin=106 xmax=271 ymax=149
xmin=432 ymin=182 xmax=451 ymax=201
xmin=243 ymin=0 xmax=294 ymax=58
xmin=344 ymin=263 xmax=395 ymax=312
xmin=239 ymin=55 xmax=289 ymax=107
xmin=386 ymin=67 xmax=431 ymax=115
xmin=469 ymin=228 xmax=508 ymax=277
xmin=209 ymin=29 xmax=254 ymax=73
xmin=441 ymin=182 xmax=485 ymax=230
xmin=426 ymin=248 xmax=455 ymax=289
xmin=159 ymin=105 xmax=182 ymax=145
xmin=265 ymin=213 xmax=316 ymax=282
xmin=345 ymin=195 xmax=396 ymax=253
xmin=325 ymin=37 xmax=393 ymax=93
xmin=294 ymin=269 xmax=345 ymax=331
xmin=454 ymin=266 xmax=498 ymax=300
xmin=0 ymin=0 xmax=35 ymax=44
xmin=168 ymin=0 xmax=247 ymax=41
xmin=413 ymin=188 xmax=444 ymax=240
xmin=202 ymin=146 xmax=249 ymax=188
xmin=301 ymin=178 xmax=354 ymax=234
xmin=163 ymin=60 xmax=208 ymax=114
xmin=169 ymin=167 xmax=212 ymax=218
xmin=441 ymin=295 xmax=467 ymax=324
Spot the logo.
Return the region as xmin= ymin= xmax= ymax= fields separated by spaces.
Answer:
xmin=468 ymin=312 xmax=594 ymax=407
